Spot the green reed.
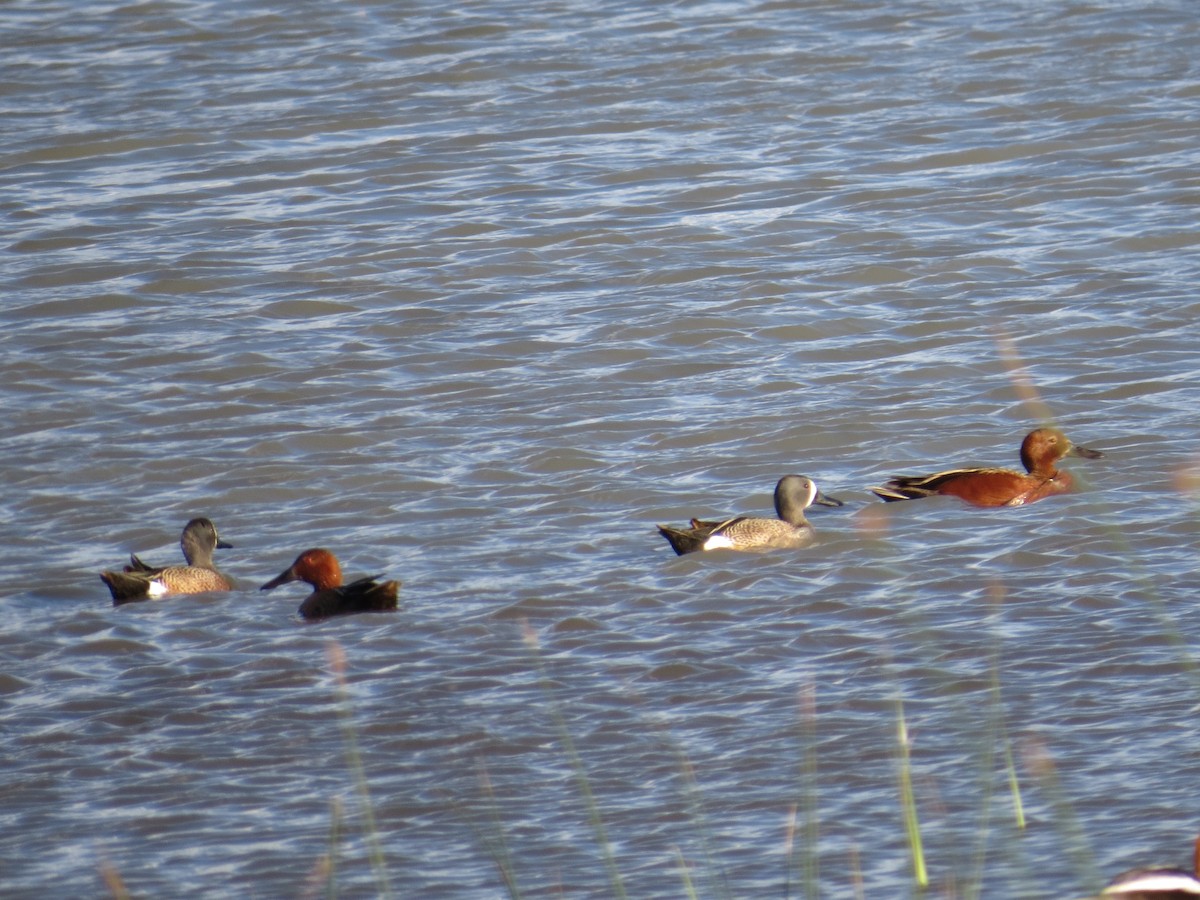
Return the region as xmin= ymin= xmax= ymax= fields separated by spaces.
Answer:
xmin=521 ymin=622 xmax=629 ymax=900
xmin=1024 ymin=737 xmax=1102 ymax=896
xmin=612 ymin=671 xmax=733 ymax=900
xmin=988 ymin=585 xmax=1027 ymax=836
xmin=432 ymin=764 xmax=525 ymax=898
xmin=788 ymin=684 xmax=820 ymax=900
xmin=656 ymin=730 xmax=731 ymax=900
xmin=848 ymin=842 xmax=866 ymax=900
xmin=323 ymin=796 xmax=343 ymax=900
xmin=470 ymin=763 xmax=523 ymax=900
xmin=674 ymin=845 xmax=700 ymax=900
xmin=784 ymin=804 xmax=799 ymax=899
xmin=327 ymin=641 xmax=393 ymax=900
xmin=895 ymin=695 xmax=928 ymax=889
xmin=960 ymin=584 xmax=1029 ymax=900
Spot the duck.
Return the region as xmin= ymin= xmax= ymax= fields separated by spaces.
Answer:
xmin=260 ymin=548 xmax=399 ymax=621
xmin=657 ymin=474 xmax=843 ymax=555
xmin=1100 ymin=834 xmax=1200 ymax=898
xmin=870 ymin=427 xmax=1103 ymax=507
xmin=101 ymin=517 xmax=234 ymax=604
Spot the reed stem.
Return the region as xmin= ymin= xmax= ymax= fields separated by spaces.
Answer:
xmin=895 ymin=697 xmax=928 ymax=888
xmin=522 ymin=622 xmax=628 ymax=900
xmin=327 ymin=641 xmax=393 ymax=900
xmin=799 ymin=685 xmax=820 ymax=900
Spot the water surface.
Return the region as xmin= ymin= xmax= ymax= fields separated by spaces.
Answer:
xmin=2 ymin=1 xmax=1199 ymax=896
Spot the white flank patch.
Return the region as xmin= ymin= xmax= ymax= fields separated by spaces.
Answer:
xmin=147 ymin=580 xmax=170 ymax=599
xmin=702 ymin=534 xmax=734 ymax=551
xmin=1103 ymin=874 xmax=1200 ymax=894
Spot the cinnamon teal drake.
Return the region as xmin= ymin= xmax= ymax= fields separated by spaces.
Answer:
xmin=1100 ymin=834 xmax=1200 ymax=898
xmin=260 ymin=548 xmax=399 ymax=621
xmin=657 ymin=474 xmax=843 ymax=555
xmin=870 ymin=427 xmax=1103 ymax=508
xmin=101 ymin=517 xmax=234 ymax=605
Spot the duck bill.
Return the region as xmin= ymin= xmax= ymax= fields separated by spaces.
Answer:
xmin=813 ymin=490 xmax=844 ymax=508
xmin=260 ymin=567 xmax=298 ymax=592
xmin=216 ymin=539 xmax=234 ymax=549
xmin=1069 ymin=443 xmax=1104 ymax=460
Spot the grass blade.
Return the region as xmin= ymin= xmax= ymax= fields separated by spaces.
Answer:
xmin=895 ymin=696 xmax=928 ymax=888
xmin=327 ymin=641 xmax=393 ymax=900
xmin=522 ymin=622 xmax=628 ymax=900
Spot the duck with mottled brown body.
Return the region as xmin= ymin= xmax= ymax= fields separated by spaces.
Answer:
xmin=657 ymin=475 xmax=843 ymax=555
xmin=260 ymin=548 xmax=399 ymax=621
xmin=101 ymin=517 xmax=234 ymax=605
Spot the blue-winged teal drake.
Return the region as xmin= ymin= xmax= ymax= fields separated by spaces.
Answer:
xmin=657 ymin=475 xmax=843 ymax=555
xmin=871 ymin=427 xmax=1103 ymax=508
xmin=260 ymin=548 xmax=399 ymax=621
xmin=101 ymin=517 xmax=234 ymax=604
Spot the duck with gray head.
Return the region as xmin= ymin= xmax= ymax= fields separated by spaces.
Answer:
xmin=657 ymin=474 xmax=843 ymax=555
xmin=101 ymin=517 xmax=234 ymax=605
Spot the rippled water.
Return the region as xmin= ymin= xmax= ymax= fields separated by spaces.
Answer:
xmin=3 ymin=1 xmax=1199 ymax=897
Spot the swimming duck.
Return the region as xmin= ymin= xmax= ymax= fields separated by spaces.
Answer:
xmin=871 ymin=427 xmax=1103 ymax=507
xmin=101 ymin=517 xmax=234 ymax=604
xmin=657 ymin=474 xmax=843 ymax=555
xmin=260 ymin=548 xmax=399 ymax=621
xmin=1100 ymin=834 xmax=1200 ymax=898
